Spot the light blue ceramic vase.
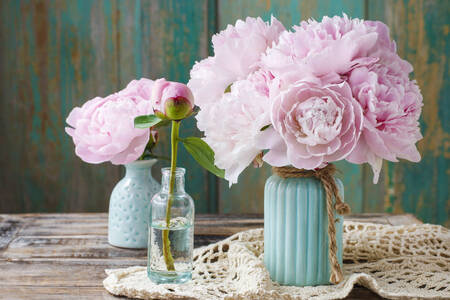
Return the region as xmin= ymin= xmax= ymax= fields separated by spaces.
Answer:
xmin=108 ymin=159 xmax=160 ymax=249
xmin=264 ymin=174 xmax=344 ymax=286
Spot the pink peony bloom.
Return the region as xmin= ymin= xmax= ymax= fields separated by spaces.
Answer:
xmin=247 ymin=68 xmax=275 ymax=97
xmin=346 ymin=63 xmax=423 ymax=182
xmin=258 ymin=81 xmax=363 ymax=170
xmin=188 ymin=57 xmax=230 ymax=108
xmin=151 ymin=78 xmax=194 ymax=120
xmin=197 ymin=73 xmax=272 ymax=184
xmin=188 ymin=16 xmax=285 ymax=107
xmin=119 ymin=78 xmax=154 ymax=100
xmin=66 ymin=88 xmax=153 ymax=165
xmin=261 ymin=14 xmax=380 ymax=86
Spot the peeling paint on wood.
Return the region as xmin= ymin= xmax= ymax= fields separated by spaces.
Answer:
xmin=368 ymin=0 xmax=450 ymax=226
xmin=0 ymin=0 xmax=216 ymax=214
xmin=0 ymin=0 xmax=448 ymax=225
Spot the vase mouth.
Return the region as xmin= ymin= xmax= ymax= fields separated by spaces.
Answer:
xmin=161 ymin=167 xmax=186 ymax=175
xmin=125 ymin=159 xmax=158 ymax=168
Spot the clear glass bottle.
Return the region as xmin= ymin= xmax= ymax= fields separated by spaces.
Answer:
xmin=147 ymin=167 xmax=194 ymax=284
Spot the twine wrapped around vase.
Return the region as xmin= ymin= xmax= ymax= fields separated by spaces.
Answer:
xmin=272 ymin=163 xmax=351 ymax=284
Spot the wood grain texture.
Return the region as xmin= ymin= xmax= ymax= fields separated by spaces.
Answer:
xmin=135 ymin=0 xmax=218 ymax=213
xmin=0 ymin=213 xmax=420 ymax=299
xmin=0 ymin=0 xmax=216 ymax=214
xmin=0 ymin=0 xmax=122 ymax=213
xmin=115 ymin=0 xmax=217 ymax=213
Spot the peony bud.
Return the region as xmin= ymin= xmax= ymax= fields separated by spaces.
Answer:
xmin=151 ymin=78 xmax=194 ymax=120
xmin=163 ymin=97 xmax=193 ymax=120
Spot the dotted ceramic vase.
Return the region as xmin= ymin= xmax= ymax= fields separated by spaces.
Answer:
xmin=108 ymin=159 xmax=160 ymax=249
xmin=264 ymin=174 xmax=344 ymax=286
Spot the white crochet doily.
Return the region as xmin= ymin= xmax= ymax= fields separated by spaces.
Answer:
xmin=104 ymin=221 xmax=450 ymax=299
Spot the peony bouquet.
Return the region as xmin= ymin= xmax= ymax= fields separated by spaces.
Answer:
xmin=189 ymin=14 xmax=423 ymax=185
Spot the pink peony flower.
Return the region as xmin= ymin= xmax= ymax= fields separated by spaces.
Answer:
xmin=258 ymin=81 xmax=363 ymax=170
xmin=246 ymin=69 xmax=275 ymax=97
xmin=66 ymin=89 xmax=153 ymax=165
xmin=197 ymin=72 xmax=272 ymax=184
xmin=119 ymin=78 xmax=154 ymax=100
xmin=188 ymin=16 xmax=285 ymax=107
xmin=261 ymin=14 xmax=380 ymax=86
xmin=151 ymin=78 xmax=194 ymax=120
xmin=188 ymin=57 xmax=230 ymax=108
xmin=346 ymin=63 xmax=423 ymax=182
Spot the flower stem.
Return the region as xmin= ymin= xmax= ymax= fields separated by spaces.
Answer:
xmin=162 ymin=120 xmax=180 ymax=271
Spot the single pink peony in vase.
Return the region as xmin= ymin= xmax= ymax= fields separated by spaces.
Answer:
xmin=65 ymin=81 xmax=154 ymax=165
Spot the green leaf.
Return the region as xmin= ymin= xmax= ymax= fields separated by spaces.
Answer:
xmin=224 ymin=83 xmax=232 ymax=93
xmin=260 ymin=124 xmax=271 ymax=131
xmin=181 ymin=137 xmax=225 ymax=178
xmin=134 ymin=115 xmax=163 ymax=129
xmin=153 ymin=119 xmax=171 ymax=128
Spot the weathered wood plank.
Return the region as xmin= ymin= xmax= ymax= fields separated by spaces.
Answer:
xmin=136 ymin=0 xmax=217 ymax=213
xmin=0 ymin=0 xmax=447 ymax=227
xmin=346 ymin=213 xmax=422 ymax=225
xmin=0 ymin=260 xmax=143 ymax=287
xmin=0 ymin=285 xmax=383 ymax=300
xmin=0 ymin=213 xmax=422 ymax=239
xmin=0 ymin=0 xmax=122 ymax=213
xmin=362 ymin=164 xmax=386 ymax=213
xmin=216 ymin=0 xmax=366 ymax=215
xmin=0 ymin=215 xmax=24 ymax=250
xmin=3 ymin=236 xmax=146 ymax=260
xmin=0 ymin=0 xmax=217 ymax=215
xmin=0 ymin=213 xmax=421 ymax=262
xmin=385 ymin=213 xmax=423 ymax=226
xmin=368 ymin=0 xmax=450 ymax=226
xmin=0 ymin=260 xmax=382 ymax=299
xmin=0 ymin=286 xmax=121 ymax=300
xmin=0 ymin=213 xmax=421 ymax=299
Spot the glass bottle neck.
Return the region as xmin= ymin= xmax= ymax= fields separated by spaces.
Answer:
xmin=161 ymin=168 xmax=186 ymax=193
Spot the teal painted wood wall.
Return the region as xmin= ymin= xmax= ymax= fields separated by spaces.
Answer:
xmin=0 ymin=0 xmax=448 ymax=226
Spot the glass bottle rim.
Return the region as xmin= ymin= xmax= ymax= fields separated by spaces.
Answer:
xmin=161 ymin=167 xmax=186 ymax=175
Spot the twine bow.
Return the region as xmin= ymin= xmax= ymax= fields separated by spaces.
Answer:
xmin=272 ymin=164 xmax=350 ymax=284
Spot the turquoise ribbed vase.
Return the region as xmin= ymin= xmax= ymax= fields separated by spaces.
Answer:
xmin=108 ymin=159 xmax=160 ymax=249
xmin=264 ymin=174 xmax=344 ymax=286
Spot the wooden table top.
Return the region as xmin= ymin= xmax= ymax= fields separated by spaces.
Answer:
xmin=0 ymin=213 xmax=422 ymax=299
